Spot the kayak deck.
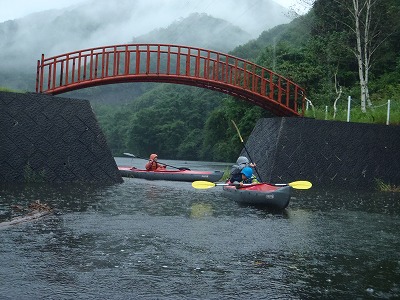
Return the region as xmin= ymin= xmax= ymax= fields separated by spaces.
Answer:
xmin=118 ymin=166 xmax=224 ymax=182
xmin=223 ymin=183 xmax=291 ymax=209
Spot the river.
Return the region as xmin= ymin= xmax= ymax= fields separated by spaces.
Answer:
xmin=0 ymin=157 xmax=399 ymax=299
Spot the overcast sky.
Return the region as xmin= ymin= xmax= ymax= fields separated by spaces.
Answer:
xmin=0 ymin=0 xmax=310 ymax=23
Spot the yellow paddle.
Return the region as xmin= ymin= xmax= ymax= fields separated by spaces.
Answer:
xmin=192 ymin=180 xmax=312 ymax=190
xmin=274 ymin=181 xmax=312 ymax=190
xmin=192 ymin=181 xmax=235 ymax=189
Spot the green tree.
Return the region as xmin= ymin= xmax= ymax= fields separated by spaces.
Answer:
xmin=312 ymin=0 xmax=400 ymax=112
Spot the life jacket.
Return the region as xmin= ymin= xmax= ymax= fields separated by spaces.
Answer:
xmin=146 ymin=161 xmax=159 ymax=171
xmin=145 ymin=154 xmax=165 ymax=171
xmin=230 ymin=166 xmax=242 ymax=183
xmin=229 ymin=162 xmax=249 ymax=182
xmin=241 ymin=174 xmax=259 ymax=184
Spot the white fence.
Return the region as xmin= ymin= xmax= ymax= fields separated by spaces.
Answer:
xmin=306 ymin=97 xmax=394 ymax=125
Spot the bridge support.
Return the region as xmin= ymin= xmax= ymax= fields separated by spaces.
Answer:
xmin=0 ymin=91 xmax=122 ymax=184
xmin=244 ymin=117 xmax=400 ymax=190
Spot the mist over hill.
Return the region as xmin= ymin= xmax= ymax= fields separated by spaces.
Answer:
xmin=134 ymin=13 xmax=252 ymax=52
xmin=0 ymin=0 xmax=290 ymax=88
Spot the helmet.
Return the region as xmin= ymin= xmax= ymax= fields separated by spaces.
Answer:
xmin=236 ymin=156 xmax=249 ymax=165
xmin=241 ymin=166 xmax=253 ymax=178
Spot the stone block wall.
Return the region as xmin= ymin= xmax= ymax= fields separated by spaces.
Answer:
xmin=244 ymin=117 xmax=400 ymax=190
xmin=0 ymin=92 xmax=122 ymax=183
xmin=2 ymin=92 xmax=398 ymax=189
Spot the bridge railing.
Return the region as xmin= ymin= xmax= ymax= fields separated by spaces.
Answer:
xmin=36 ymin=44 xmax=305 ymax=116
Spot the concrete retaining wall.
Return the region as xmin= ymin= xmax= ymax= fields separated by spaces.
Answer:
xmin=244 ymin=117 xmax=400 ymax=190
xmin=0 ymin=92 xmax=122 ymax=183
xmin=2 ymin=92 xmax=398 ymax=189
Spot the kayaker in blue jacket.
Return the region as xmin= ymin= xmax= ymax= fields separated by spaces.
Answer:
xmin=238 ymin=166 xmax=259 ymax=188
xmin=229 ymin=156 xmax=256 ymax=182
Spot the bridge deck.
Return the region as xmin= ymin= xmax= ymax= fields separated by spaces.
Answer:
xmin=36 ymin=44 xmax=306 ymax=116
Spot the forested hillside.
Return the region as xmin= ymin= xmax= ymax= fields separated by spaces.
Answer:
xmin=2 ymin=0 xmax=399 ymax=162
xmin=93 ymin=0 xmax=400 ymax=162
xmin=93 ymin=84 xmax=273 ymax=161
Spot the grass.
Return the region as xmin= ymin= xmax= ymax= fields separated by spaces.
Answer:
xmin=220 ymin=167 xmax=231 ymax=182
xmin=0 ymin=87 xmax=21 ymax=92
xmin=375 ymin=179 xmax=400 ymax=192
xmin=303 ymin=100 xmax=400 ymax=125
xmin=23 ymin=163 xmax=46 ymax=183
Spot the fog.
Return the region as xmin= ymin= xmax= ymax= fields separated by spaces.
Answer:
xmin=0 ymin=0 xmax=291 ymax=72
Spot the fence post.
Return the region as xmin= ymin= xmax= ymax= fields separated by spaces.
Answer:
xmin=386 ymin=99 xmax=391 ymax=125
xmin=325 ymin=106 xmax=328 ymax=120
xmin=347 ymin=96 xmax=351 ymax=122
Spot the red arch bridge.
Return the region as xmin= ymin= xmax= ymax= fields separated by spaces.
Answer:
xmin=36 ymin=44 xmax=306 ymax=116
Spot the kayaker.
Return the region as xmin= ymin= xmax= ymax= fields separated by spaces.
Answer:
xmin=229 ymin=156 xmax=256 ymax=182
xmin=145 ymin=154 xmax=167 ymax=171
xmin=237 ymin=166 xmax=259 ymax=188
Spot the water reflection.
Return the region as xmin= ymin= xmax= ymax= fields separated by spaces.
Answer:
xmin=0 ymin=160 xmax=399 ymax=299
xmin=190 ymin=203 xmax=213 ymax=219
xmin=292 ymin=186 xmax=400 ymax=215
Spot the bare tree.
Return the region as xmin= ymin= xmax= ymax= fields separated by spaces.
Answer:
xmin=294 ymin=0 xmax=389 ymax=113
xmin=349 ymin=0 xmax=377 ymax=112
xmin=333 ymin=71 xmax=343 ymax=119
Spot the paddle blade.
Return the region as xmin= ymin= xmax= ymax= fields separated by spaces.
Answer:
xmin=231 ymin=120 xmax=244 ymax=143
xmin=123 ymin=153 xmax=135 ymax=157
xmin=192 ymin=181 xmax=216 ymax=189
xmin=289 ymin=180 xmax=312 ymax=190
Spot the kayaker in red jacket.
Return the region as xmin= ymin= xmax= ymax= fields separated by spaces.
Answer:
xmin=145 ymin=154 xmax=167 ymax=171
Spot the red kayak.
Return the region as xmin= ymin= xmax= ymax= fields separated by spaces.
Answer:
xmin=118 ymin=166 xmax=224 ymax=182
xmin=222 ymin=183 xmax=291 ymax=209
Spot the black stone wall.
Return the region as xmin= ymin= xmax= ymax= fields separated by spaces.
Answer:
xmin=0 ymin=92 xmax=122 ymax=183
xmin=2 ymin=92 xmax=398 ymax=189
xmin=243 ymin=117 xmax=400 ymax=190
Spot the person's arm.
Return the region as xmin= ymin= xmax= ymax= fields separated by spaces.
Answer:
xmin=157 ymin=163 xmax=166 ymax=170
xmin=145 ymin=160 xmax=153 ymax=170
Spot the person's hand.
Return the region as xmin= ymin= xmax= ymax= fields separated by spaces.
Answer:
xmin=250 ymin=163 xmax=256 ymax=167
xmin=232 ymin=181 xmax=240 ymax=189
xmin=235 ymin=182 xmax=247 ymax=189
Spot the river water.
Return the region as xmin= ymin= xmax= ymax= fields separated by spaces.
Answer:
xmin=0 ymin=158 xmax=399 ymax=299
